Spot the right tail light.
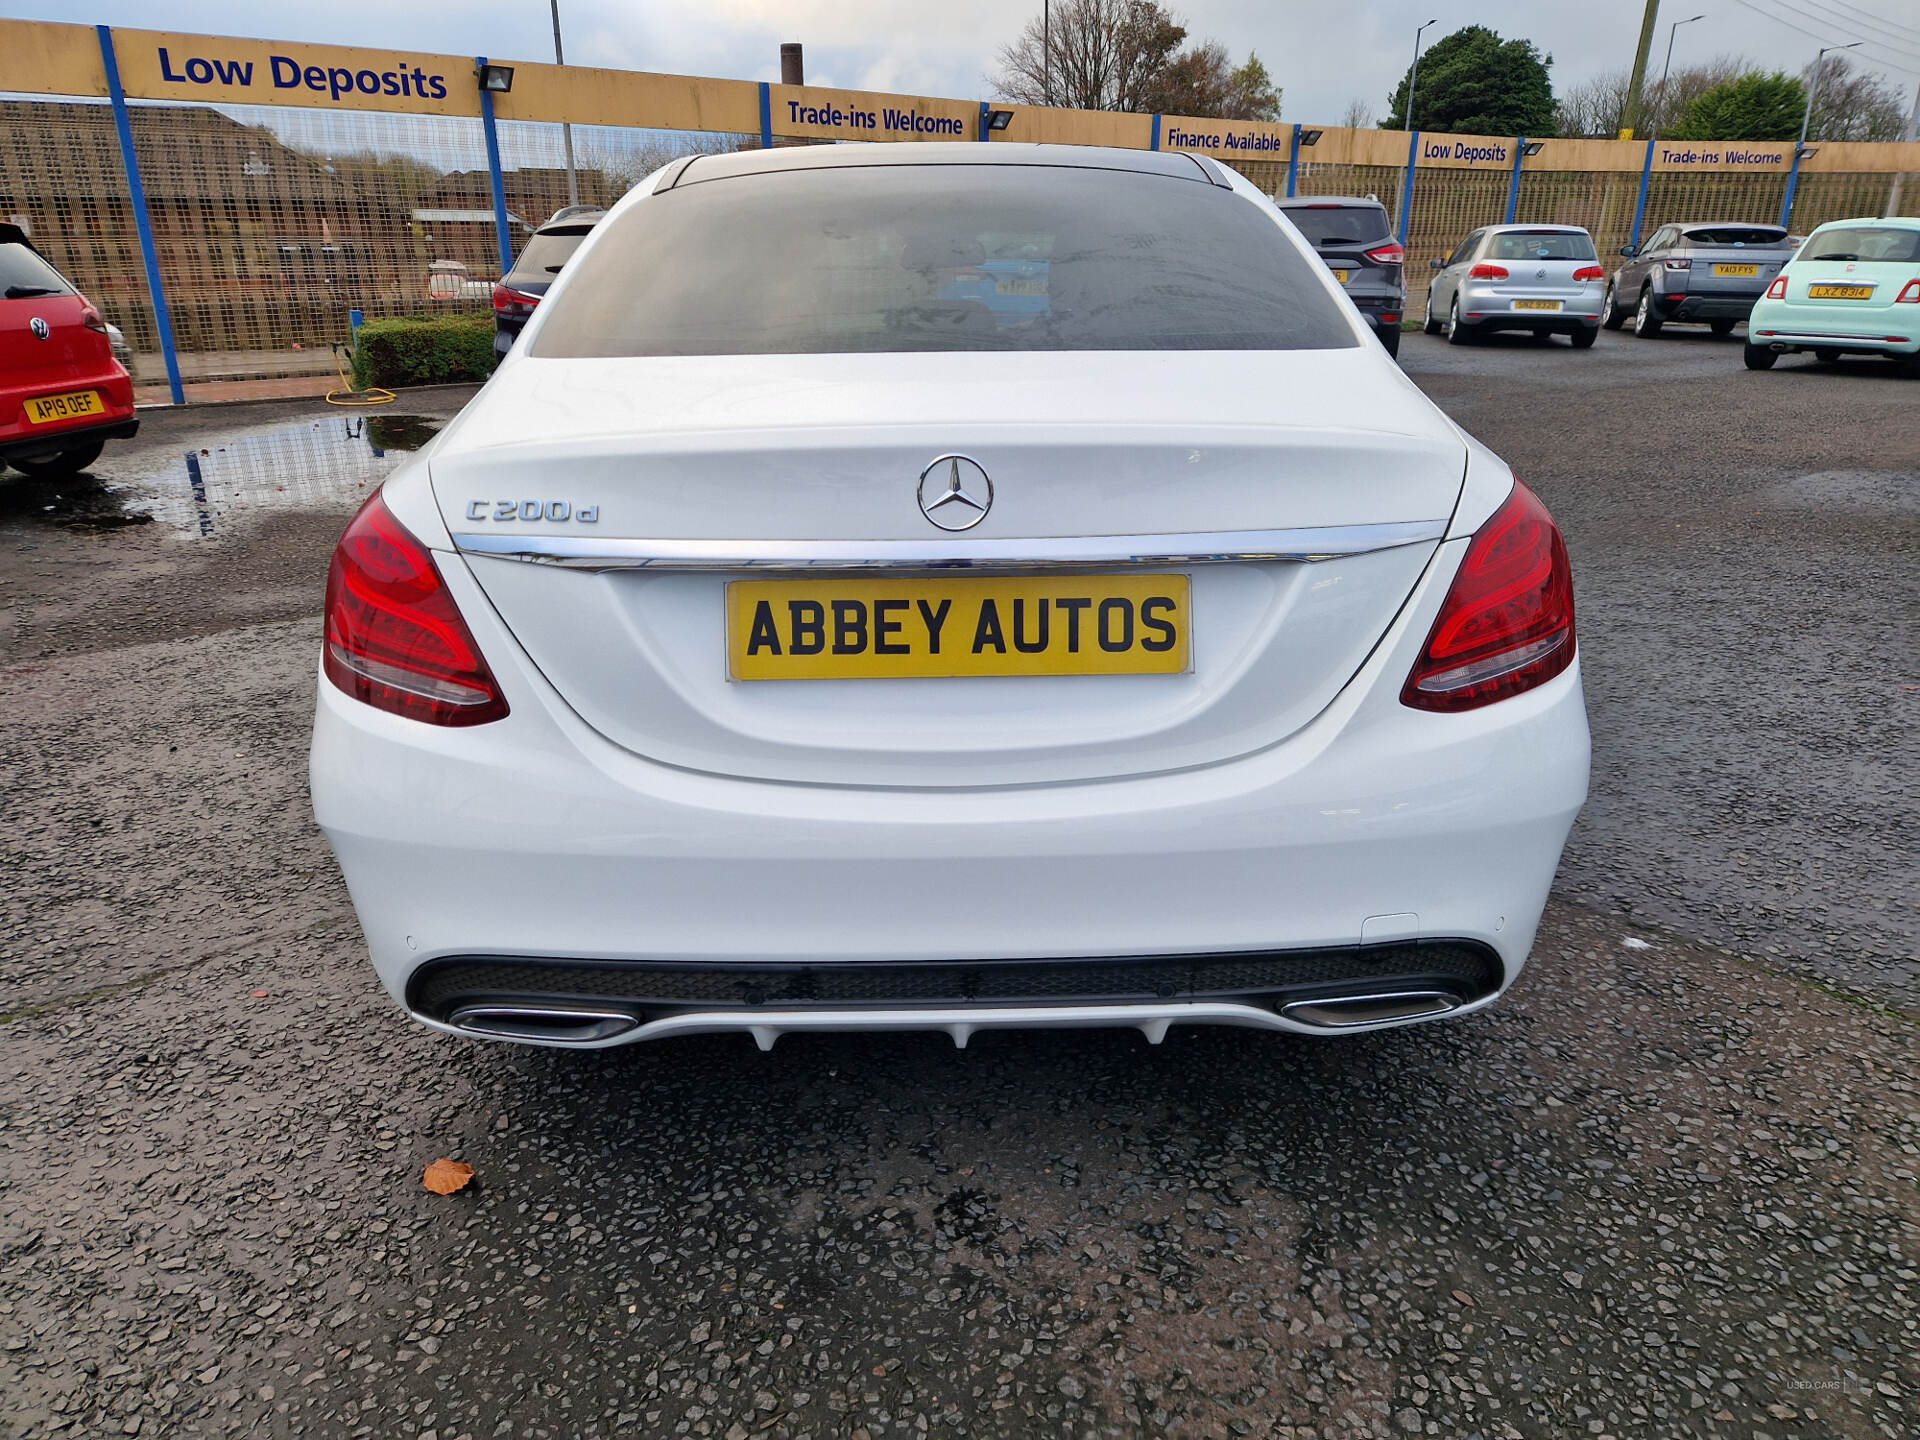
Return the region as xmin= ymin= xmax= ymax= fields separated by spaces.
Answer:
xmin=323 ymin=494 xmax=509 ymax=726
xmin=1895 ymin=280 xmax=1920 ymax=303
xmin=1402 ymin=481 xmax=1576 ymax=713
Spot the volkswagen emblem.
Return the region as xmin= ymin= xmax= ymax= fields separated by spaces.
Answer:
xmin=29 ymin=316 xmax=51 ymax=341
xmin=1535 ymin=268 xmax=1546 ymax=279
xmin=917 ymin=455 xmax=993 ymax=531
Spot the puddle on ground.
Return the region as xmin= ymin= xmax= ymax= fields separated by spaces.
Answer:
xmin=129 ymin=414 xmax=444 ymax=538
xmin=0 ymin=470 xmax=155 ymax=531
xmin=0 ymin=413 xmax=445 ymax=536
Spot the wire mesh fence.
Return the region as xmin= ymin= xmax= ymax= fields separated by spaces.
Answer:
xmin=3 ymin=37 xmax=1915 ymax=403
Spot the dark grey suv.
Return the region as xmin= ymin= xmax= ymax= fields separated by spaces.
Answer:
xmin=493 ymin=206 xmax=606 ymax=358
xmin=1275 ymin=196 xmax=1406 ymax=357
xmin=1604 ymin=222 xmax=1793 ymax=338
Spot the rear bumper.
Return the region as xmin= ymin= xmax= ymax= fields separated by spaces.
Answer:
xmin=0 ymin=413 xmax=138 ymax=464
xmin=1459 ymin=288 xmax=1604 ymax=331
xmin=1748 ymin=303 xmax=1920 ymax=356
xmin=310 ymin=540 xmax=1592 ymax=1047
xmin=1653 ymin=292 xmax=1758 ymax=321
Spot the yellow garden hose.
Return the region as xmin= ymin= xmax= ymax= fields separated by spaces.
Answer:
xmin=326 ymin=342 xmax=395 ymax=407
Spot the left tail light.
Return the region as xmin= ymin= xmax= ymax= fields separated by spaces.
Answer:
xmin=323 ymin=494 xmax=509 ymax=726
xmin=1766 ymin=275 xmax=1788 ymax=299
xmin=492 ymin=285 xmax=540 ymax=317
xmin=1469 ymin=263 xmax=1509 ymax=280
xmin=1664 ymin=258 xmax=1692 ymax=270
xmin=1402 ymin=481 xmax=1576 ymax=713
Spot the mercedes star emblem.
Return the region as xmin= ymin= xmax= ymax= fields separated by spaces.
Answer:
xmin=917 ymin=455 xmax=993 ymax=531
xmin=29 ymin=317 xmax=51 ymax=341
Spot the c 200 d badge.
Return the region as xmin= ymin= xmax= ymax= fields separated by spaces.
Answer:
xmin=466 ymin=499 xmax=598 ymax=522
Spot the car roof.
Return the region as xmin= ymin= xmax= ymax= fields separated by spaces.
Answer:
xmin=1275 ymin=195 xmax=1386 ymax=208
xmin=1808 ymin=214 xmax=1920 ymax=230
xmin=1667 ymin=221 xmax=1787 ymax=231
xmin=663 ymin=141 xmax=1222 ymax=191
xmin=1485 ymin=224 xmax=1590 ymax=234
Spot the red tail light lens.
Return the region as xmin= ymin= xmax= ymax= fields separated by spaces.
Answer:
xmin=323 ymin=495 xmax=509 ymax=726
xmin=1766 ymin=275 xmax=1788 ymax=299
xmin=491 ymin=285 xmax=540 ymax=317
xmin=1469 ymin=263 xmax=1509 ymax=280
xmin=1896 ymin=280 xmax=1920 ymax=303
xmin=79 ymin=301 xmax=108 ymax=333
xmin=1572 ymin=265 xmax=1605 ymax=281
xmin=1365 ymin=242 xmax=1406 ymax=265
xmin=1402 ymin=481 xmax=1576 ymax=713
xmin=1663 ymin=257 xmax=1692 ymax=270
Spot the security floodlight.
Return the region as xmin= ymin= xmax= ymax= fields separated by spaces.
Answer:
xmin=1522 ymin=141 xmax=1545 ymax=157
xmin=477 ymin=63 xmax=515 ymax=93
xmin=1298 ymin=129 xmax=1324 ymax=146
xmin=986 ymin=109 xmax=1014 ymax=131
xmin=1796 ymin=145 xmax=1820 ymax=160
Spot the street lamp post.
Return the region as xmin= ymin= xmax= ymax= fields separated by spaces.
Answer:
xmin=1044 ymin=0 xmax=1050 ymax=106
xmin=1799 ymin=42 xmax=1862 ymax=152
xmin=550 ymin=0 xmax=579 ymax=209
xmin=1648 ymin=14 xmax=1704 ymax=147
xmin=1405 ymin=19 xmax=1438 ymax=131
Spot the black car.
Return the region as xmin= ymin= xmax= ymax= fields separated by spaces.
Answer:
xmin=493 ymin=206 xmax=605 ymax=357
xmin=1274 ymin=195 xmax=1406 ymax=357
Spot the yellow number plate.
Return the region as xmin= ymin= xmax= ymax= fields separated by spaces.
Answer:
xmin=1335 ymin=268 xmax=1353 ymax=284
xmin=1513 ymin=299 xmax=1562 ymax=311
xmin=24 ymin=389 xmax=104 ymax=424
xmin=1713 ymin=263 xmax=1759 ymax=277
xmin=727 ymin=574 xmax=1191 ymax=681
xmin=1807 ymin=284 xmax=1873 ymax=300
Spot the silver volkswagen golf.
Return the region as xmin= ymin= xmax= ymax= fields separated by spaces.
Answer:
xmin=1424 ymin=225 xmax=1607 ymax=346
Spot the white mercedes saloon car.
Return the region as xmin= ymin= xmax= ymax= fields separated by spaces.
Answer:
xmin=310 ymin=143 xmax=1589 ymax=1052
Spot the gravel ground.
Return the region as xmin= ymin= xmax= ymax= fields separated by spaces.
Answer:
xmin=2 ymin=339 xmax=1915 ymax=1439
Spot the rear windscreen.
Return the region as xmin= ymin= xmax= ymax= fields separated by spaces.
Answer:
xmin=1803 ymin=226 xmax=1920 ymax=263
xmin=533 ymin=165 xmax=1358 ymax=356
xmin=1682 ymin=227 xmax=1789 ymax=247
xmin=506 ymin=226 xmax=595 ymax=284
xmin=1281 ymin=205 xmax=1392 ymax=246
xmin=1487 ymin=231 xmax=1597 ymax=262
xmin=0 ymin=242 xmax=72 ymax=297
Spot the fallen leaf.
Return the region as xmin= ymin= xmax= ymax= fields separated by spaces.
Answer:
xmin=422 ymin=1159 xmax=475 ymax=1195
xmin=251 ymin=991 xmax=270 ymax=999
xmin=1451 ymin=1289 xmax=1475 ymax=1307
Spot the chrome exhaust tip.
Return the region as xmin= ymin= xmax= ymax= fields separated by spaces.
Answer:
xmin=446 ymin=1004 xmax=641 ymax=1044
xmin=1279 ymin=989 xmax=1460 ymax=1030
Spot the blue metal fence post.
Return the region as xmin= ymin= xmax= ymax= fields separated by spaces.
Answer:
xmin=476 ymin=58 xmax=513 ymax=277
xmin=1504 ymin=138 xmax=1526 ymax=224
xmin=1286 ymin=124 xmax=1301 ymax=197
xmin=1629 ymin=139 xmax=1656 ymax=249
xmin=1779 ymin=147 xmax=1805 ymax=230
xmin=978 ymin=102 xmax=992 ymax=142
xmin=1150 ymin=114 xmax=1162 ymax=151
xmin=759 ymin=82 xmax=773 ymax=149
xmin=1396 ymin=131 xmax=1420 ymax=246
xmin=96 ymin=25 xmax=183 ymax=406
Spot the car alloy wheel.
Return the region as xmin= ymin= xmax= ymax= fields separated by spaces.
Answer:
xmin=1446 ymin=297 xmax=1475 ymax=346
xmin=1634 ymin=287 xmax=1662 ymax=338
xmin=1601 ymin=284 xmax=1627 ymax=330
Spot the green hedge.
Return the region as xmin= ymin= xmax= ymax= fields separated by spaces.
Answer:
xmin=349 ymin=314 xmax=496 ymax=390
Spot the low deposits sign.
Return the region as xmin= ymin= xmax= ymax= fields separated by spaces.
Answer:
xmin=110 ymin=29 xmax=475 ymax=116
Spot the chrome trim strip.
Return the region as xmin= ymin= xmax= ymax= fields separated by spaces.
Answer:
xmin=450 ymin=520 xmax=1448 ymax=572
xmin=411 ymin=993 xmax=1495 ymax=1050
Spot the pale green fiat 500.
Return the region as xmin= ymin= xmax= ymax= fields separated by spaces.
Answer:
xmin=1745 ymin=216 xmax=1920 ymax=371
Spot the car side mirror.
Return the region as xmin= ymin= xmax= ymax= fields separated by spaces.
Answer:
xmin=1619 ymin=244 xmax=1638 ymax=258
xmin=1430 ymin=258 xmax=1444 ymax=270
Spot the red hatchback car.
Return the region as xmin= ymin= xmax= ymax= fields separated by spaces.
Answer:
xmin=2 ymin=223 xmax=137 ymax=478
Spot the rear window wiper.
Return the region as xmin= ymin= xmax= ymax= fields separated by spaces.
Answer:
xmin=1810 ymin=252 xmax=1859 ymax=262
xmin=5 ymin=284 xmax=63 ymax=298
xmin=1316 ymin=237 xmax=1361 ymax=246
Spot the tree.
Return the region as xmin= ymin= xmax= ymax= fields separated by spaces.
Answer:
xmin=1382 ymin=25 xmax=1557 ymax=136
xmin=1139 ymin=44 xmax=1281 ymax=119
xmin=993 ymin=0 xmax=1278 ymax=118
xmin=1557 ymin=56 xmax=1747 ymax=138
xmin=1669 ymin=71 xmax=1805 ymax=141
xmin=1339 ymin=96 xmax=1375 ymax=130
xmin=1806 ymin=53 xmax=1908 ymax=142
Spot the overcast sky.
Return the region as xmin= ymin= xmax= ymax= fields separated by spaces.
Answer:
xmin=11 ymin=0 xmax=1919 ymax=124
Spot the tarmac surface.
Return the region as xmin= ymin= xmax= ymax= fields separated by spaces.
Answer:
xmin=2 ymin=332 xmax=1915 ymax=1439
